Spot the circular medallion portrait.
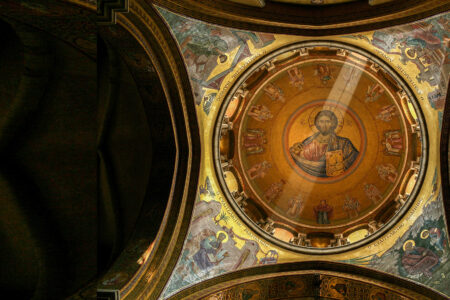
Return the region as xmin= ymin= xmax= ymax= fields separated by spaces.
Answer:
xmin=214 ymin=42 xmax=426 ymax=253
xmin=284 ymin=101 xmax=365 ymax=182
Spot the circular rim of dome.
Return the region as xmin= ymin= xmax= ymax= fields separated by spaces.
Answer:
xmin=213 ymin=41 xmax=428 ymax=254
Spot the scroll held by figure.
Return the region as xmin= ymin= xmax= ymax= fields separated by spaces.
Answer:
xmin=289 ymin=110 xmax=359 ymax=178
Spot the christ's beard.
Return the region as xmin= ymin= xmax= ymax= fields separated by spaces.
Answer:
xmin=319 ymin=129 xmax=332 ymax=135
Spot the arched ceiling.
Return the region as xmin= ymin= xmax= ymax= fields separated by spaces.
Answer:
xmin=0 ymin=1 xmax=193 ymax=299
xmin=95 ymin=1 xmax=450 ymax=298
xmin=149 ymin=6 xmax=449 ymax=300
xmin=174 ymin=261 xmax=447 ymax=299
xmin=153 ymin=0 xmax=450 ymax=35
xmin=1 ymin=0 xmax=449 ymax=299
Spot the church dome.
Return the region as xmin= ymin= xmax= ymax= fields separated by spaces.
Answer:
xmin=214 ymin=42 xmax=426 ymax=252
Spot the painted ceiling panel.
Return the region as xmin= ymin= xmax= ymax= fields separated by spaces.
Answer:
xmin=158 ymin=7 xmax=449 ymax=298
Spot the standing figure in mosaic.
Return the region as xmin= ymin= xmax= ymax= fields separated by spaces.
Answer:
xmin=376 ymin=105 xmax=398 ymax=122
xmin=289 ymin=110 xmax=359 ymax=177
xmin=364 ymin=183 xmax=383 ymax=204
xmin=287 ymin=195 xmax=304 ymax=218
xmin=376 ymin=163 xmax=398 ymax=183
xmin=264 ymin=82 xmax=285 ymax=103
xmin=382 ymin=130 xmax=403 ymax=156
xmin=314 ymin=199 xmax=333 ymax=224
xmin=248 ymin=104 xmax=273 ymax=122
xmin=315 ymin=64 xmax=332 ymax=86
xmin=264 ymin=180 xmax=286 ymax=203
xmin=288 ymin=67 xmax=304 ymax=90
xmin=365 ymin=83 xmax=384 ymax=103
xmin=243 ymin=129 xmax=267 ymax=155
xmin=247 ymin=161 xmax=272 ymax=180
xmin=342 ymin=195 xmax=360 ymax=219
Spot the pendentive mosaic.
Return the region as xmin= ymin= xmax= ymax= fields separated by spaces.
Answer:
xmin=158 ymin=8 xmax=449 ymax=298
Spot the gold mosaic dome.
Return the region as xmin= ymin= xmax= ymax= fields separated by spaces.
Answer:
xmin=215 ymin=42 xmax=426 ymax=252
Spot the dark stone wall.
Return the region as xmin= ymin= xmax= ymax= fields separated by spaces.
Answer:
xmin=0 ymin=9 xmax=175 ymax=298
xmin=0 ymin=18 xmax=97 ymax=299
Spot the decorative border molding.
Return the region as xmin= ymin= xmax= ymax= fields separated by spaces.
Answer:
xmin=440 ymin=79 xmax=450 ymax=233
xmin=104 ymin=1 xmax=200 ymax=299
xmin=152 ymin=0 xmax=450 ymax=36
xmin=170 ymin=261 xmax=448 ymax=299
xmin=98 ymin=0 xmax=129 ymax=25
